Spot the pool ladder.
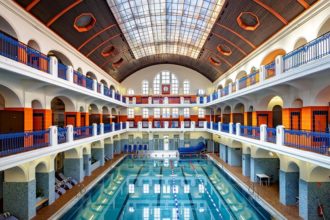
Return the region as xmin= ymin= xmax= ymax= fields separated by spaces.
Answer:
xmin=248 ymin=182 xmax=259 ymax=200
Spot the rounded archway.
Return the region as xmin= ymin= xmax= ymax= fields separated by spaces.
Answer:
xmin=27 ymin=39 xmax=40 ymax=51
xmin=293 ymin=38 xmax=307 ymax=50
xmin=267 ymin=96 xmax=283 ymax=128
xmin=223 ymin=106 xmax=231 ymax=123
xmin=217 ymin=84 xmax=223 ymax=92
xmin=47 ymin=50 xmax=72 ymax=66
xmin=261 ymin=49 xmax=286 ymax=66
xmin=317 ymin=17 xmax=330 ymax=37
xmin=0 ymin=16 xmax=18 ymax=39
xmin=51 ymin=98 xmax=65 ymax=127
xmin=32 ymin=100 xmax=44 ymax=131
xmin=100 ymin=79 xmax=108 ymax=87
xmin=233 ymin=103 xmax=244 ymax=124
xmin=89 ymin=104 xmax=100 ymax=124
xmin=102 ymin=106 xmax=110 ymax=124
xmin=86 ymin=71 xmax=97 ymax=80
xmin=247 ymin=106 xmax=254 ymax=126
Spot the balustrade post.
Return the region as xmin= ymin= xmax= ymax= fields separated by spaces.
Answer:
xmin=260 ymin=124 xmax=267 ymax=142
xmin=218 ymin=89 xmax=221 ymax=98
xmin=92 ymin=79 xmax=97 ymax=92
xmin=191 ymin=121 xmax=195 ymax=129
xmin=49 ymin=126 xmax=58 ymax=146
xmin=66 ymin=66 xmax=73 ymax=83
xmin=259 ymin=65 xmax=266 ymax=82
xmin=100 ymin=123 xmax=104 ymax=135
xmin=181 ymin=121 xmax=184 ymax=129
xmin=111 ymin=91 xmax=115 ymax=99
xmin=236 ymin=123 xmax=241 ymax=136
xmin=138 ymin=121 xmax=142 ymax=130
xmin=100 ymin=84 xmax=104 ymax=95
xmin=112 ymin=122 xmax=115 ymax=132
xmin=180 ymin=97 xmax=184 ymax=104
xmin=275 ymin=55 xmax=283 ymax=76
xmin=203 ymin=96 xmax=207 ymax=104
xmin=204 ymin=121 xmax=207 ymax=129
xmin=66 ymin=125 xmax=73 ymax=142
xmin=120 ymin=122 xmax=123 ymax=130
xmin=49 ymin=56 xmax=58 ymax=77
xmin=92 ymin=123 xmax=97 ymax=136
xmin=276 ymin=125 xmax=285 ymax=146
xmin=229 ymin=122 xmax=233 ymax=134
xmin=228 ymin=83 xmax=232 ymax=94
xmin=126 ymin=121 xmax=129 ymax=130
xmin=210 ymin=121 xmax=213 ymax=130
xmin=149 ymin=121 xmax=152 ymax=130
xmin=219 ymin=122 xmax=222 ymax=132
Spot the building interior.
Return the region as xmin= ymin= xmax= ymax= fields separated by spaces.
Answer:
xmin=0 ymin=0 xmax=329 ymax=219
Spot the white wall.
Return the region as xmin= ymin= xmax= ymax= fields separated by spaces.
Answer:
xmin=121 ymin=64 xmax=213 ymax=95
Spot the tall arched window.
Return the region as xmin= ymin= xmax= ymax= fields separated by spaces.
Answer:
xmin=183 ymin=80 xmax=190 ymax=94
xmin=142 ymin=80 xmax=149 ymax=95
xmin=153 ymin=71 xmax=179 ymax=95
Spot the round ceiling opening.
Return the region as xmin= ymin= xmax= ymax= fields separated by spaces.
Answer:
xmin=74 ymin=13 xmax=96 ymax=32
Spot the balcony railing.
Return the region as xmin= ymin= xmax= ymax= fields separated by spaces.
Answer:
xmin=284 ymin=129 xmax=329 ymax=155
xmin=283 ymin=31 xmax=330 ymax=72
xmin=221 ymin=86 xmax=229 ymax=97
xmin=0 ymin=130 xmax=49 ymax=156
xmin=115 ymin=123 xmax=120 ymax=131
xmin=73 ymin=126 xmax=93 ymax=140
xmin=212 ymin=122 xmax=218 ymax=130
xmin=85 ymin=77 xmax=93 ymax=90
xmin=266 ymin=127 xmax=276 ymax=143
xmin=73 ymin=70 xmax=86 ymax=87
xmin=57 ymin=127 xmax=67 ymax=144
xmin=240 ymin=125 xmax=260 ymax=139
xmin=221 ymin=123 xmax=229 ymax=133
xmin=265 ymin=61 xmax=275 ymax=79
xmin=58 ymin=63 xmax=67 ymax=80
xmin=0 ymin=32 xmax=50 ymax=73
xmin=104 ymin=124 xmax=112 ymax=133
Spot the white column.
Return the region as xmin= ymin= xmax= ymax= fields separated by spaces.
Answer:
xmin=236 ymin=123 xmax=241 ymax=136
xmin=196 ymin=97 xmax=200 ymax=104
xmin=112 ymin=122 xmax=115 ymax=131
xmin=191 ymin=121 xmax=195 ymax=129
xmin=126 ymin=121 xmax=129 ymax=130
xmin=260 ymin=124 xmax=267 ymax=142
xmin=164 ymin=97 xmax=168 ymax=104
xmin=276 ymin=125 xmax=285 ymax=146
xmin=181 ymin=121 xmax=184 ymax=129
xmin=259 ymin=65 xmax=266 ymax=82
xmin=204 ymin=121 xmax=207 ymax=129
xmin=164 ymin=121 xmax=169 ymax=129
xmin=235 ymin=81 xmax=239 ymax=91
xmin=228 ymin=83 xmax=232 ymax=94
xmin=275 ymin=55 xmax=283 ymax=76
xmin=100 ymin=84 xmax=104 ymax=95
xmin=49 ymin=56 xmax=58 ymax=77
xmin=100 ymin=123 xmax=104 ymax=135
xmin=148 ymin=121 xmax=152 ymax=130
xmin=219 ymin=122 xmax=222 ymax=132
xmin=138 ymin=121 xmax=142 ymax=130
xmin=217 ymin=89 xmax=221 ymax=98
xmin=120 ymin=122 xmax=123 ymax=130
xmin=210 ymin=121 xmax=213 ymax=130
xmin=203 ymin=96 xmax=207 ymax=103
xmin=148 ymin=97 xmax=152 ymax=104
xmin=66 ymin=66 xmax=73 ymax=83
xmin=49 ymin=126 xmax=58 ymax=146
xmin=92 ymin=123 xmax=97 ymax=136
xmin=111 ymin=91 xmax=115 ymax=99
xmin=93 ymin=79 xmax=97 ymax=92
xmin=229 ymin=122 xmax=233 ymax=134
xmin=66 ymin=125 xmax=73 ymax=142
xmin=180 ymin=97 xmax=184 ymax=104
xmin=126 ymin=97 xmax=129 ymax=103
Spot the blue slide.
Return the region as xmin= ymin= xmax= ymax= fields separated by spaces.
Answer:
xmin=178 ymin=142 xmax=206 ymax=154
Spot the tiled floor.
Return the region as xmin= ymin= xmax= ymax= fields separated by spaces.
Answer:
xmin=32 ymin=154 xmax=125 ymax=220
xmin=208 ymin=153 xmax=301 ymax=220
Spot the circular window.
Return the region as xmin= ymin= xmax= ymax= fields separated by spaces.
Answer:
xmin=209 ymin=57 xmax=221 ymax=66
xmin=101 ymin=45 xmax=115 ymax=57
xmin=217 ymin=44 xmax=232 ymax=56
xmin=237 ymin=12 xmax=260 ymax=31
xmin=112 ymin=58 xmax=124 ymax=68
xmin=74 ymin=13 xmax=96 ymax=32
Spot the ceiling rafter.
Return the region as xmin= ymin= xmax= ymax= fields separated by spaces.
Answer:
xmin=46 ymin=0 xmax=82 ymax=27
xmin=253 ymin=0 xmax=288 ymax=25
xmin=212 ymin=32 xmax=248 ymax=56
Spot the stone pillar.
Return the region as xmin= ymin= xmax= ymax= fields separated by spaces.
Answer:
xmin=250 ymin=157 xmax=279 ymax=182
xmin=242 ymin=154 xmax=251 ymax=176
xmin=83 ymin=154 xmax=91 ymax=177
xmin=49 ymin=56 xmax=58 ymax=77
xmin=3 ymin=180 xmax=36 ymax=220
xmin=279 ymin=170 xmax=299 ymax=205
xmin=36 ymin=170 xmax=55 ymax=205
xmin=299 ymin=180 xmax=330 ymax=219
xmin=227 ymin=147 xmax=242 ymax=167
xmin=91 ymin=146 xmax=105 ymax=166
xmin=219 ymin=144 xmax=227 ymax=162
xmin=275 ymin=55 xmax=283 ymax=76
xmin=64 ymin=157 xmax=84 ymax=183
xmin=66 ymin=66 xmax=73 ymax=83
xmin=276 ymin=125 xmax=285 ymax=146
xmin=260 ymin=124 xmax=267 ymax=142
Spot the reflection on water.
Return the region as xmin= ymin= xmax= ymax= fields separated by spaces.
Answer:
xmin=60 ymin=157 xmax=270 ymax=220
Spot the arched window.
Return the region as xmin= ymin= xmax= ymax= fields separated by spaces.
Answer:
xmin=183 ymin=80 xmax=190 ymax=94
xmin=142 ymin=80 xmax=149 ymax=95
xmin=198 ymin=108 xmax=205 ymax=118
xmin=127 ymin=89 xmax=134 ymax=95
xmin=142 ymin=108 xmax=149 ymax=119
xmin=153 ymin=71 xmax=179 ymax=95
xmin=197 ymin=89 xmax=205 ymax=95
xmin=183 ymin=108 xmax=190 ymax=118
xmin=128 ymin=108 xmax=134 ymax=118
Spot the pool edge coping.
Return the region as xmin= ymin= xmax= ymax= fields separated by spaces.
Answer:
xmin=50 ymin=154 xmax=127 ymax=219
xmin=206 ymin=154 xmax=287 ymax=220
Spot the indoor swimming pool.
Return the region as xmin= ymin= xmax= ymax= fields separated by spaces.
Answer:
xmin=60 ymin=156 xmax=271 ymax=220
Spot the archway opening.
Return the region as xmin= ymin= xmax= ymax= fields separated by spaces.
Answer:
xmin=51 ymin=98 xmax=65 ymax=127
xmin=102 ymin=106 xmax=110 ymax=124
xmin=223 ymin=106 xmax=231 ymax=123
xmin=233 ymin=103 xmax=244 ymax=124
xmin=247 ymin=106 xmax=253 ymax=126
xmin=267 ymin=96 xmax=283 ymax=128
xmin=89 ymin=104 xmax=100 ymax=124
xmin=317 ymin=17 xmax=330 ymax=37
xmin=32 ymin=100 xmax=44 ymax=131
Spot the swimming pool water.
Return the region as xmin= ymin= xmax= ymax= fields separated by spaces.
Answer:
xmin=60 ymin=156 xmax=271 ymax=220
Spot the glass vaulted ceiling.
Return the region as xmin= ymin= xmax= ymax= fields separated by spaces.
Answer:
xmin=107 ymin=0 xmax=224 ymax=59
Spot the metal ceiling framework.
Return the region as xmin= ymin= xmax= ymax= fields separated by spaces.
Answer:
xmin=14 ymin=0 xmax=317 ymax=82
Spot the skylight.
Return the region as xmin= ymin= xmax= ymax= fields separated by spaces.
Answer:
xmin=107 ymin=0 xmax=224 ymax=59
